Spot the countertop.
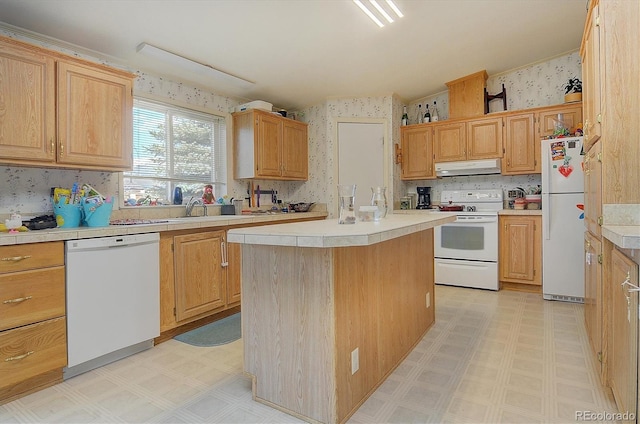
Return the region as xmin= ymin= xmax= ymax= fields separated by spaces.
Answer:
xmin=0 ymin=212 xmax=328 ymax=246
xmin=227 ymin=212 xmax=456 ymax=248
xmin=602 ymin=226 xmax=640 ymax=250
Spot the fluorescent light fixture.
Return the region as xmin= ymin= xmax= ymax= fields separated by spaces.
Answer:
xmin=136 ymin=42 xmax=254 ymax=88
xmin=386 ymin=0 xmax=404 ymax=18
xmin=354 ymin=0 xmax=384 ymax=27
xmin=354 ymin=0 xmax=403 ymax=27
xmin=370 ymin=0 xmax=394 ymax=23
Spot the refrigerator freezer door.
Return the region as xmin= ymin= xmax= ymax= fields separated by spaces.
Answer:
xmin=542 ymin=137 xmax=584 ymax=194
xmin=542 ymin=192 xmax=585 ymax=300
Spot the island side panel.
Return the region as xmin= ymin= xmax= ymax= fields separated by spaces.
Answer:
xmin=334 ymin=229 xmax=435 ymax=422
xmin=241 ymin=244 xmax=337 ymax=423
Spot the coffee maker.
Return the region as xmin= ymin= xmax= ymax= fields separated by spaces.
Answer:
xmin=416 ymin=187 xmax=431 ymax=209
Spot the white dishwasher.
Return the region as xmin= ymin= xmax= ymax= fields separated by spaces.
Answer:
xmin=64 ymin=233 xmax=160 ymax=379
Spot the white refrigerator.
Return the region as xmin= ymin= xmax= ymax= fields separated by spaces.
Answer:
xmin=541 ymin=136 xmax=585 ymax=301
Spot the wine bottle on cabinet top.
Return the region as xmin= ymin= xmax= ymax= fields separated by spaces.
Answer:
xmin=432 ymin=101 xmax=439 ymax=121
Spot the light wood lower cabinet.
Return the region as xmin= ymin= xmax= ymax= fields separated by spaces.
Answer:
xmin=499 ymin=215 xmax=542 ymax=289
xmin=160 ymin=229 xmax=234 ymax=332
xmin=584 ymin=231 xmax=604 ymax=381
xmin=608 ymin=247 xmax=638 ymax=422
xmin=0 ymin=241 xmax=66 ymax=404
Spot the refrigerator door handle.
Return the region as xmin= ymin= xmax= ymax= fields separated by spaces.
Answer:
xmin=542 ymin=193 xmax=551 ymax=240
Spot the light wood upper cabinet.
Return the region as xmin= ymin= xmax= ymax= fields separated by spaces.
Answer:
xmin=0 ymin=35 xmax=134 ymax=171
xmin=234 ymin=109 xmax=308 ymax=181
xmin=466 ymin=116 xmax=503 ymax=160
xmin=400 ymin=126 xmax=435 ymax=180
xmin=433 ymin=122 xmax=466 ymax=162
xmin=56 ymin=60 xmax=133 ymax=170
xmin=282 ymin=119 xmax=308 ymax=179
xmin=608 ymin=248 xmax=638 ymax=421
xmin=503 ymin=113 xmax=537 ymax=175
xmin=537 ymin=104 xmax=583 ymax=139
xmin=446 ymin=70 xmax=487 ymax=119
xmin=581 ymin=0 xmax=602 ymax=151
xmin=499 ymin=215 xmax=541 ymax=286
xmin=0 ymin=40 xmax=55 ymax=163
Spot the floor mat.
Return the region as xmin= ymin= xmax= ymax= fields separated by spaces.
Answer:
xmin=174 ymin=313 xmax=241 ymax=347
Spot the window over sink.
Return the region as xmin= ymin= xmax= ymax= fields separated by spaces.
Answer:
xmin=122 ymin=98 xmax=227 ymax=206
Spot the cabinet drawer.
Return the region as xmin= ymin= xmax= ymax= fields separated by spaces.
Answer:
xmin=0 ymin=267 xmax=65 ymax=331
xmin=0 ymin=242 xmax=64 ymax=274
xmin=0 ymin=317 xmax=67 ymax=389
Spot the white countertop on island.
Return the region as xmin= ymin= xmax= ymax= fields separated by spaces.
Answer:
xmin=227 ymin=213 xmax=456 ymax=248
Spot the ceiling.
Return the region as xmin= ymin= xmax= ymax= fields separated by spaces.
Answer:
xmin=0 ymin=0 xmax=587 ymax=111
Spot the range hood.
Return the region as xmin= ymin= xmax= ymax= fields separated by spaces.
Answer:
xmin=435 ymin=158 xmax=502 ymax=177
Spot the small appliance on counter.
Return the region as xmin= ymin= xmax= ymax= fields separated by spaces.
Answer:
xmin=416 ymin=187 xmax=431 ymax=209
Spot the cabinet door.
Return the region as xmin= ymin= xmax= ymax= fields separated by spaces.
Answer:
xmin=537 ymin=104 xmax=583 ymax=138
xmin=0 ymin=40 xmax=56 ymax=163
xmin=503 ymin=113 xmax=537 ymax=175
xmin=499 ymin=215 xmax=541 ymax=285
xmin=282 ymin=119 xmax=308 ymax=180
xmin=584 ymin=141 xmax=602 ymax=238
xmin=609 ymin=248 xmax=638 ymax=421
xmin=174 ymin=231 xmax=227 ymax=322
xmin=433 ymin=122 xmax=466 ymax=163
xmin=57 ymin=61 xmax=133 ymax=170
xmin=255 ymin=112 xmax=282 ymax=178
xmin=582 ymin=2 xmax=601 ymax=150
xmin=584 ymin=231 xmax=603 ymax=380
xmin=466 ymin=117 xmax=503 ymax=160
xmin=400 ymin=126 xmax=435 ymax=180
xmin=226 ymin=239 xmax=241 ymax=306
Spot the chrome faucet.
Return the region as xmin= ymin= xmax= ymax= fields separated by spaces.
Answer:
xmin=185 ymin=196 xmax=207 ymax=217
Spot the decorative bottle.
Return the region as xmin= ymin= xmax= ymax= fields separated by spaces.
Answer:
xmin=432 ymin=101 xmax=439 ymax=121
xmin=424 ymin=105 xmax=431 ymax=123
xmin=401 ymin=106 xmax=408 ymax=126
xmin=416 ymin=104 xmax=422 ymax=125
xmin=370 ymin=186 xmax=388 ymax=220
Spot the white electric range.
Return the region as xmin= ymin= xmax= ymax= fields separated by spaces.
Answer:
xmin=433 ymin=189 xmax=503 ymax=291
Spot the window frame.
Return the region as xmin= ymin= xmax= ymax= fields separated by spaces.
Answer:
xmin=120 ymin=95 xmax=229 ymax=207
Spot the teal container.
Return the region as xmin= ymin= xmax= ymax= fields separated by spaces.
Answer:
xmin=82 ymin=200 xmax=113 ymax=227
xmin=52 ymin=197 xmax=83 ymax=228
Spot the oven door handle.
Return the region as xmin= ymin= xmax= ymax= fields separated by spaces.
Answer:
xmin=453 ymin=216 xmax=498 ymax=223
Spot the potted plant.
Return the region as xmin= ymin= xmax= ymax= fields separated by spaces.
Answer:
xmin=564 ymin=78 xmax=582 ymax=103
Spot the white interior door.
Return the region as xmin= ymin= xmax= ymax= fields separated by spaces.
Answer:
xmin=337 ymin=122 xmax=385 ymax=213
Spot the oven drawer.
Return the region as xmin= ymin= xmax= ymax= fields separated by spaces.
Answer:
xmin=435 ymin=258 xmax=498 ymax=290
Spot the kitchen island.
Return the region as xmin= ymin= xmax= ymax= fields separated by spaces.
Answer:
xmin=227 ymin=213 xmax=455 ymax=423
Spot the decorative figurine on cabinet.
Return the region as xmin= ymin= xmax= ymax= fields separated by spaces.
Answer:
xmin=202 ymin=184 xmax=215 ymax=204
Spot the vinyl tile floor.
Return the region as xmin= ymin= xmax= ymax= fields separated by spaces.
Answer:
xmin=1 ymin=285 xmax=618 ymax=424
